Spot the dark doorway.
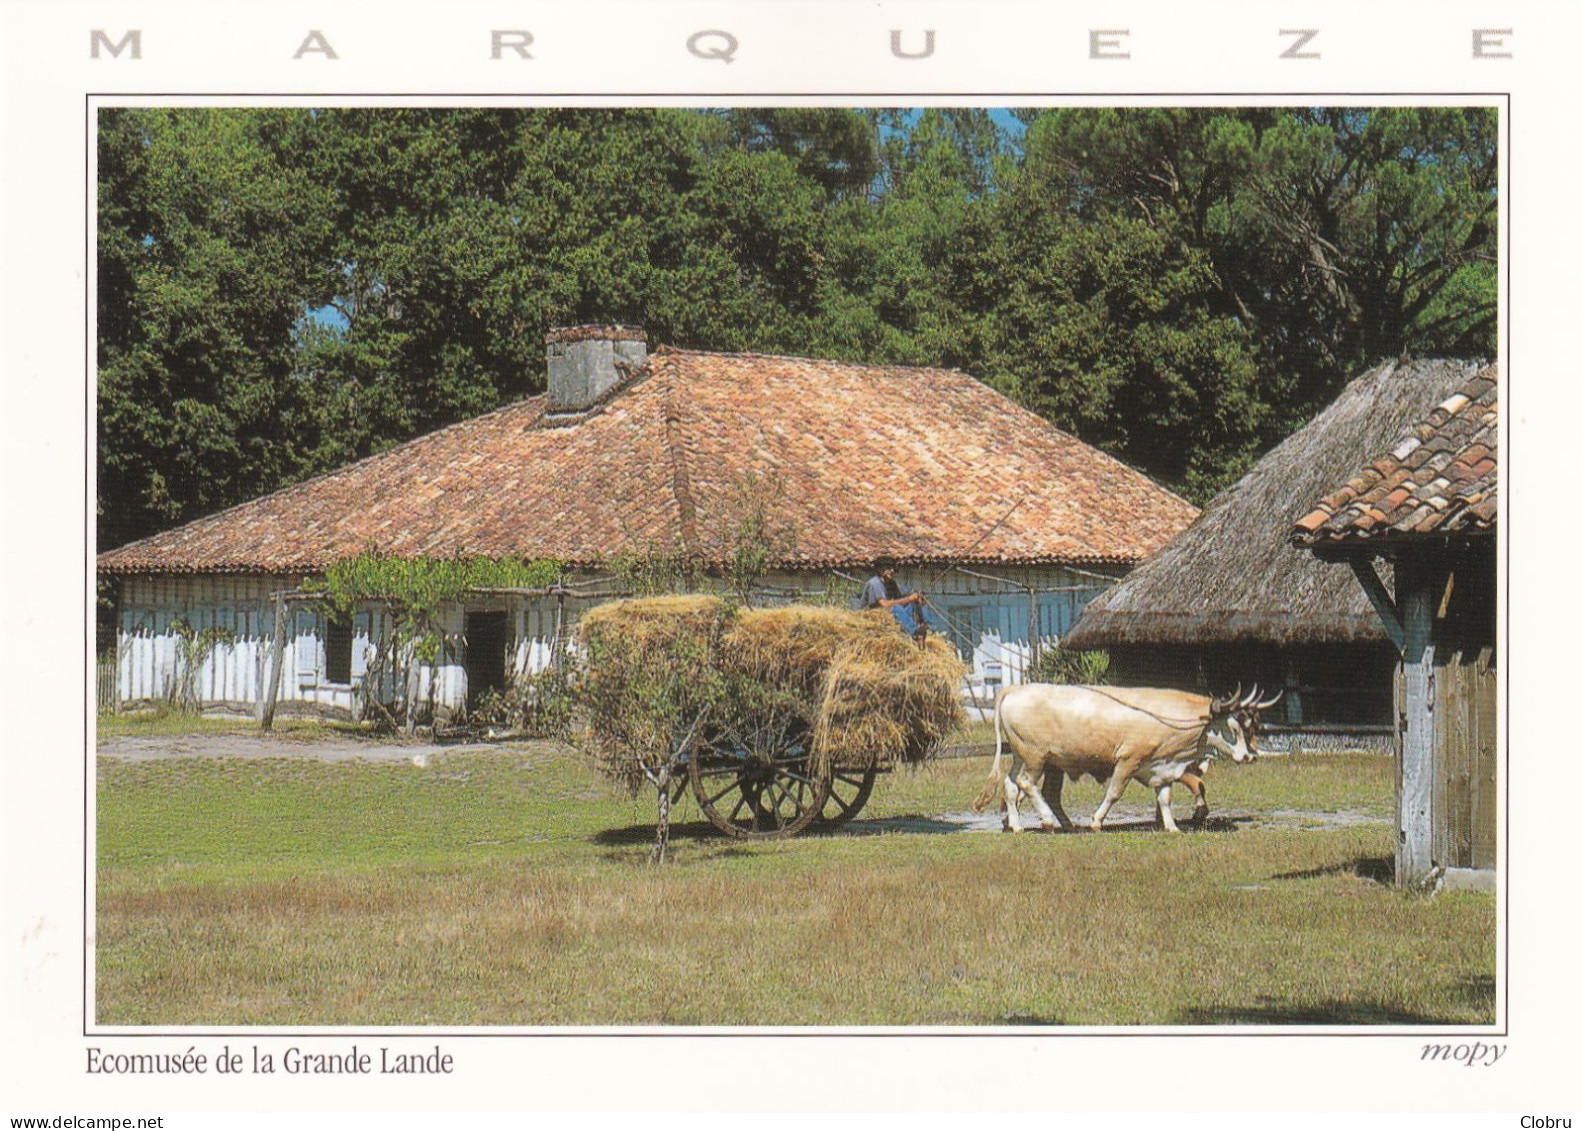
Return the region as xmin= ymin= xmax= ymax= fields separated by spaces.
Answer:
xmin=325 ymin=615 xmax=354 ymax=685
xmin=464 ymin=611 xmax=510 ymax=709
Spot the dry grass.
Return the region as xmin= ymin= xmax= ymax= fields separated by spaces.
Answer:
xmin=96 ymin=742 xmax=1492 ymax=1026
xmin=724 ymin=604 xmax=965 ymax=769
xmin=578 ymin=593 xmax=727 ymax=654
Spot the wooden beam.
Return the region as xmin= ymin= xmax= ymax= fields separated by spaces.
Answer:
xmin=1027 ymin=586 xmax=1042 ymax=669
xmin=1398 ymin=562 xmax=1437 ymax=887
xmin=1349 ymin=557 xmax=1404 ymax=651
xmin=258 ymin=594 xmax=289 ymax=733
xmin=1436 ymin=570 xmax=1456 ymax=620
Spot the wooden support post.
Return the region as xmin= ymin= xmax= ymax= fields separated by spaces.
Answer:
xmin=1027 ymin=585 xmax=1042 ymax=670
xmin=1349 ymin=557 xmax=1404 ymax=651
xmin=403 ymin=618 xmax=418 ymax=736
xmin=553 ymin=587 xmax=566 ymax=670
xmin=254 ymin=607 xmax=266 ymax=705
xmin=1398 ymin=561 xmax=1437 ymax=887
xmin=258 ymin=594 xmax=289 ymax=732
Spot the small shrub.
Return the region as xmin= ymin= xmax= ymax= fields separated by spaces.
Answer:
xmin=1029 ymin=644 xmax=1110 ymax=686
xmin=472 ymin=666 xmax=578 ymax=739
xmin=720 ymin=472 xmax=798 ymax=607
xmin=608 ymin=539 xmax=697 ymax=598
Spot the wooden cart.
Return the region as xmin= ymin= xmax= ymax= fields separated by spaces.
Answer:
xmin=577 ymin=596 xmax=964 ymax=841
xmin=682 ymin=717 xmax=882 ymax=839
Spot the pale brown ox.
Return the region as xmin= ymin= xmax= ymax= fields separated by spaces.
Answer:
xmin=971 ymin=684 xmax=1277 ymax=833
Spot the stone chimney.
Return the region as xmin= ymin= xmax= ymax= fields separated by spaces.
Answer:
xmin=545 ymin=324 xmax=649 ymax=414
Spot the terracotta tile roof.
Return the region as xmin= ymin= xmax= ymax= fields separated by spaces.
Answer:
xmin=1292 ymin=364 xmax=1498 ymax=548
xmin=97 ymin=347 xmax=1199 ymax=576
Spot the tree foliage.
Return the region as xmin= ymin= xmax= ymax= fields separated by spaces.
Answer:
xmin=98 ymin=105 xmax=1497 ymax=548
xmin=98 ymin=109 xmax=336 ymax=545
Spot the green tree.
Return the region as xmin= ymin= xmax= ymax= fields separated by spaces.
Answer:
xmin=1009 ymin=108 xmax=1497 ymax=420
xmin=719 ymin=108 xmax=880 ymax=202
xmin=97 ymin=106 xmax=1496 ymax=545
xmin=976 ymin=107 xmax=1495 ymax=498
xmin=1234 ymin=108 xmax=1497 ymax=379
xmin=953 ymin=111 xmax=1264 ymax=497
xmin=97 ymin=108 xmax=335 ymax=547
xmin=817 ymin=109 xmax=1007 ymax=366
xmin=286 ymin=108 xmax=546 ymax=470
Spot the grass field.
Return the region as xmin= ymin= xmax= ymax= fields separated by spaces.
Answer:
xmin=96 ymin=739 xmax=1495 ymax=1027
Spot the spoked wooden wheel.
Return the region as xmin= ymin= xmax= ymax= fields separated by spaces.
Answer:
xmin=815 ymin=764 xmax=879 ymax=829
xmin=688 ymin=719 xmax=831 ymax=839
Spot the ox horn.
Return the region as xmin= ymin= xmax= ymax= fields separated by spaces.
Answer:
xmin=1253 ymin=689 xmax=1284 ymax=710
xmin=1240 ymin=684 xmax=1261 ymax=708
xmin=1209 ymin=684 xmax=1240 ymax=714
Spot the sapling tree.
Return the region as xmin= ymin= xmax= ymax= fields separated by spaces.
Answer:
xmin=574 ymin=610 xmax=728 ymax=863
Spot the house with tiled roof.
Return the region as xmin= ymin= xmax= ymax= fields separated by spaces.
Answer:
xmin=98 ymin=326 xmax=1197 ymax=718
xmin=1063 ymin=358 xmax=1489 ymax=739
xmin=1293 ymin=365 xmax=1498 ymax=889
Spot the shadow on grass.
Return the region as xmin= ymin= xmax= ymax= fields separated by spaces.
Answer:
xmin=946 ymin=813 xmax=1248 ymax=836
xmin=1272 ymin=855 xmax=1395 ymax=885
xmin=591 ymin=814 xmax=980 ymax=844
xmin=1081 ymin=814 xmax=1249 ymax=835
xmin=1173 ymin=995 xmax=1486 ymax=1025
xmin=1457 ymin=974 xmax=1497 ymax=1013
xmin=589 ymin=809 xmax=1254 ymax=846
xmin=591 ymin=820 xmax=726 ymax=846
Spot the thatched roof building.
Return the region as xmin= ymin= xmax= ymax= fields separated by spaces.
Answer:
xmin=1063 ymin=358 xmax=1491 ymax=731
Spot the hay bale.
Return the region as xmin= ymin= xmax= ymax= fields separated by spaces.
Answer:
xmin=723 ymin=606 xmax=897 ymax=696
xmin=575 ymin=597 xmax=966 ymax=786
xmin=578 ymin=593 xmax=728 ymax=656
xmin=723 ymin=607 xmax=964 ymax=769
xmin=813 ymin=633 xmax=966 ymax=769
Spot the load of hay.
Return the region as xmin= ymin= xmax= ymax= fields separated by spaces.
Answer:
xmin=575 ymin=596 xmax=966 ymax=791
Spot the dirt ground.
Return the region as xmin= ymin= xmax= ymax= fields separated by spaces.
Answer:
xmin=879 ymin=806 xmax=1388 ymax=835
xmin=95 ymin=731 xmax=461 ymax=764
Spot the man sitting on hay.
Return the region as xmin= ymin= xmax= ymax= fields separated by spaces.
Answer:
xmin=858 ymin=557 xmax=931 ymax=641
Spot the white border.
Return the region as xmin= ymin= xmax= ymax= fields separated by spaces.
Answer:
xmin=4 ymin=0 xmax=1568 ymax=1119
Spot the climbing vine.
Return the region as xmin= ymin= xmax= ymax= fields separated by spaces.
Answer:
xmin=167 ymin=615 xmax=236 ymax=714
xmin=307 ymin=551 xmax=561 ymax=655
xmin=301 ymin=550 xmax=563 ymax=728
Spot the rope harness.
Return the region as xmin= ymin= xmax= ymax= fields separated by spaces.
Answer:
xmin=1074 ymin=685 xmax=1215 ymax=731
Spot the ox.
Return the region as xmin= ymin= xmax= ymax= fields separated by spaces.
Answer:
xmin=971 ymin=684 xmax=1279 ymax=833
